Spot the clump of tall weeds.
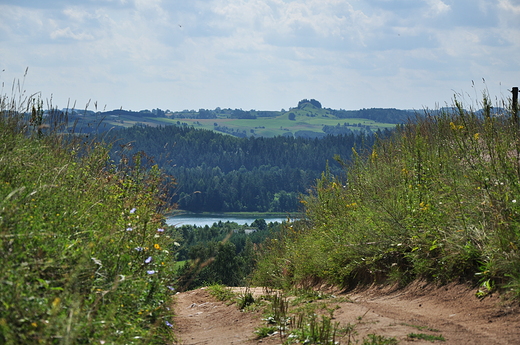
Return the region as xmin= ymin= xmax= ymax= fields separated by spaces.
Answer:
xmin=254 ymin=89 xmax=520 ymax=298
xmin=0 ymin=85 xmax=178 ymax=343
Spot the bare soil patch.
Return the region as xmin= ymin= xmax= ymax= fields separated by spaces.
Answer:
xmin=172 ymin=282 xmax=520 ymax=344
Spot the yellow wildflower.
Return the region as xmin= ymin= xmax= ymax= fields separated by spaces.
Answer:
xmin=419 ymin=202 xmax=429 ymax=211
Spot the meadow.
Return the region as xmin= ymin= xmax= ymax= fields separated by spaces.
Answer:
xmin=152 ymin=113 xmax=394 ymax=138
xmin=0 ymin=94 xmax=179 ymax=344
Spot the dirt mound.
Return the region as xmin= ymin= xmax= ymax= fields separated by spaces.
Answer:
xmin=172 ymin=283 xmax=520 ymax=344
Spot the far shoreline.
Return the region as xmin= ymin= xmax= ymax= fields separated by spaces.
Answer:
xmin=165 ymin=210 xmax=303 ymax=219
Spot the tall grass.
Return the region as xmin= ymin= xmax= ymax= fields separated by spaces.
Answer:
xmin=0 ymin=90 xmax=178 ymax=343
xmin=253 ymin=91 xmax=520 ymax=297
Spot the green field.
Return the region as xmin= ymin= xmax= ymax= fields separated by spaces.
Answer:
xmin=142 ymin=112 xmax=395 ymax=138
xmin=73 ymin=102 xmax=404 ymax=137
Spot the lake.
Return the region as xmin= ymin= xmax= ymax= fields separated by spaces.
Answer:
xmin=165 ymin=214 xmax=293 ymax=227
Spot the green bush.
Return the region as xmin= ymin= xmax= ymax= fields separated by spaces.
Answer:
xmin=254 ymin=92 xmax=520 ymax=297
xmin=0 ymin=95 xmax=178 ymax=343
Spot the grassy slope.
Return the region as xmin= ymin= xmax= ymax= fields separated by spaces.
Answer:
xmin=86 ymin=109 xmax=396 ymax=138
xmin=253 ymin=96 xmax=520 ymax=299
xmin=177 ymin=114 xmax=392 ymax=137
xmin=0 ymin=103 xmax=179 ymax=343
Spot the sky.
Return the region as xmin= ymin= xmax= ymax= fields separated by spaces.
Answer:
xmin=1 ymin=0 xmax=519 ymax=112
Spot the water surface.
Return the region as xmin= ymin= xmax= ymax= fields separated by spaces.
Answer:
xmin=165 ymin=214 xmax=292 ymax=227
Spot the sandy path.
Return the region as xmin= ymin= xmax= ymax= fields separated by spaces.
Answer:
xmin=172 ymin=283 xmax=520 ymax=344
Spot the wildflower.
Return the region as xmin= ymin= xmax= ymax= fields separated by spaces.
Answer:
xmin=513 ymin=200 xmax=517 ymax=203
xmin=126 ymin=227 xmax=133 ymax=231
xmin=165 ymin=320 xmax=173 ymax=328
xmin=145 ymin=256 xmax=152 ymax=264
xmin=154 ymin=243 xmax=161 ymax=250
xmin=370 ymin=149 xmax=378 ymax=161
xmin=167 ymin=286 xmax=175 ymax=291
xmin=450 ymin=122 xmax=464 ymax=130
xmin=147 ymin=270 xmax=156 ymax=275
xmin=174 ymin=242 xmax=181 ymax=247
xmin=157 ymin=228 xmax=164 ymax=232
xmin=134 ymin=247 xmax=144 ymax=251
xmin=130 ymin=208 xmax=136 ymax=214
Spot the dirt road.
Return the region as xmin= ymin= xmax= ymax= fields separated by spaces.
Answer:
xmin=172 ymin=282 xmax=520 ymax=344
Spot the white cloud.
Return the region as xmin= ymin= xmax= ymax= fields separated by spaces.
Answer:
xmin=498 ymin=0 xmax=520 ymax=13
xmin=50 ymin=27 xmax=95 ymax=40
xmin=424 ymin=0 xmax=450 ymax=17
xmin=0 ymin=0 xmax=518 ymax=112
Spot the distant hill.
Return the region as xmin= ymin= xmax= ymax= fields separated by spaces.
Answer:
xmin=49 ymin=99 xmax=415 ymax=137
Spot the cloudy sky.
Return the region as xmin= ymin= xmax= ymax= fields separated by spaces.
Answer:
xmin=1 ymin=0 xmax=519 ymax=112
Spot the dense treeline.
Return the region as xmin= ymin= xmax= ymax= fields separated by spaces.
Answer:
xmin=328 ymin=107 xmax=413 ymax=124
xmin=109 ymin=125 xmax=386 ymax=212
xmin=172 ymin=219 xmax=282 ymax=289
xmin=173 ymin=166 xmax=305 ymax=211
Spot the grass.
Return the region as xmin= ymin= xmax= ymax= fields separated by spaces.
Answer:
xmin=362 ymin=334 xmax=399 ymax=344
xmin=206 ymin=284 xmax=236 ymax=302
xmin=236 ymin=288 xmax=256 ymax=310
xmin=230 ymin=115 xmax=390 ymax=137
xmin=408 ymin=333 xmax=445 ymax=341
xmin=206 ymin=284 xmax=267 ymax=312
xmin=0 ymin=91 xmax=178 ymax=343
xmin=251 ymin=289 xmax=399 ymax=345
xmin=122 ymin=112 xmax=395 ymax=138
xmin=401 ymin=323 xmax=439 ymax=332
xmin=254 ymin=326 xmax=278 ymax=338
xmin=252 ymin=90 xmax=520 ymax=298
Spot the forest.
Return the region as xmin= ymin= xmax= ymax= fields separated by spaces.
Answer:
xmin=171 ymin=218 xmax=282 ymax=290
xmin=108 ymin=124 xmax=389 ymax=212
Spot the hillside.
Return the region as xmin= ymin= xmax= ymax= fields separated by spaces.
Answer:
xmin=0 ymin=97 xmax=178 ymax=343
xmin=56 ymin=100 xmax=409 ymax=138
xmin=109 ymin=125 xmax=381 ymax=212
xmin=252 ymin=95 xmax=520 ymax=304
